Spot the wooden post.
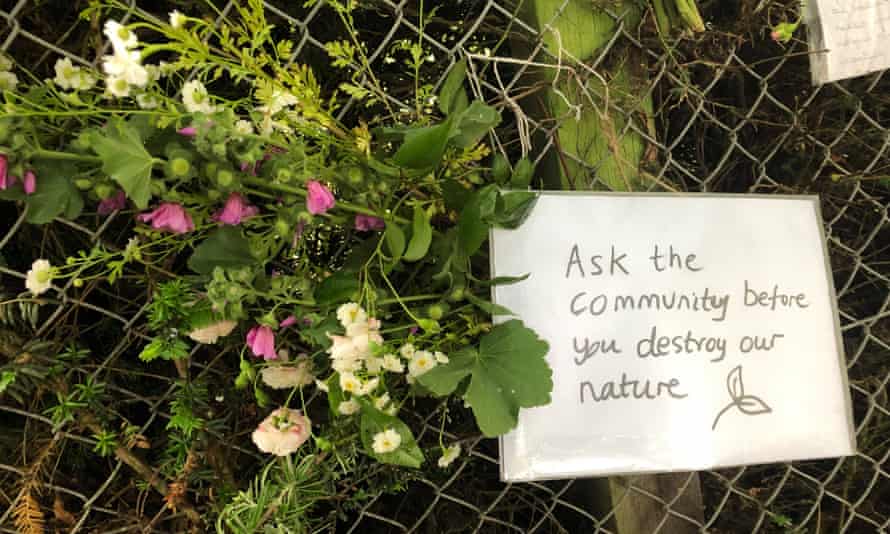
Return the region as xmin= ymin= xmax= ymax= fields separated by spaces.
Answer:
xmin=514 ymin=0 xmax=705 ymax=531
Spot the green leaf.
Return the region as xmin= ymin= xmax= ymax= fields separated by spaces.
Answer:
xmin=419 ymin=320 xmax=551 ymax=437
xmin=384 ymin=223 xmax=406 ymax=262
xmin=25 ymin=161 xmax=83 ymax=224
xmin=314 ymin=271 xmax=360 ymax=306
xmin=511 ymin=157 xmax=534 ymax=188
xmin=360 ymin=404 xmax=424 ymax=468
xmin=187 ymin=226 xmax=255 ymax=275
xmin=438 ymin=58 xmax=468 ymax=115
xmin=139 ymin=337 xmax=190 ymax=362
xmin=449 ymin=101 xmax=501 ymax=148
xmin=403 ymin=206 xmax=432 ymax=262
xmin=0 ymin=370 xmax=16 ymax=395
xmin=92 ymin=118 xmax=155 ymax=209
xmin=326 ymin=374 xmax=346 ymax=416
xmin=442 ymin=180 xmax=472 ymax=211
xmin=490 ymin=191 xmax=538 ymax=229
xmin=467 ymin=272 xmax=530 ymax=287
xmin=457 ymin=184 xmax=497 ymax=256
xmin=491 ymin=153 xmax=510 ymax=184
xmin=465 ymin=293 xmax=515 ymax=316
xmin=392 ymin=119 xmax=452 ymax=169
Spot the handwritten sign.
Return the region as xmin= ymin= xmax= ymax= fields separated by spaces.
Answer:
xmin=491 ymin=194 xmax=855 ymax=482
xmin=808 ymin=0 xmax=890 ymax=83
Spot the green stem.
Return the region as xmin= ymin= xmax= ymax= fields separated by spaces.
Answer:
xmin=32 ymin=149 xmax=101 ymax=163
xmin=242 ymin=177 xmax=410 ymax=224
xmin=378 ymin=293 xmax=440 ymax=306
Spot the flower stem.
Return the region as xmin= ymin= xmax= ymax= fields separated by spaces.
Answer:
xmin=32 ymin=149 xmax=101 ymax=163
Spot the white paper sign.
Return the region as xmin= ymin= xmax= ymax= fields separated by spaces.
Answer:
xmin=808 ymin=0 xmax=890 ymax=83
xmin=491 ymin=194 xmax=856 ymax=482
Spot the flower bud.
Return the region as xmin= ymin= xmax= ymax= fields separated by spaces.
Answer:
xmin=75 ymin=178 xmax=93 ymax=190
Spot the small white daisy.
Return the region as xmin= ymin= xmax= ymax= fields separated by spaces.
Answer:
xmin=337 ymin=398 xmax=360 ymax=415
xmin=169 ymin=10 xmax=186 ymax=29
xmin=25 ymin=259 xmax=53 ymax=296
xmin=382 ymin=353 xmax=404 ymax=373
xmin=182 ymin=79 xmax=216 ymax=114
xmin=438 ymin=443 xmax=461 ymax=468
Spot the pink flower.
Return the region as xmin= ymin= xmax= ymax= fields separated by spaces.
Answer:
xmin=355 ymin=214 xmax=385 ymax=231
xmin=246 ymin=325 xmax=277 ymax=360
xmin=137 ymin=203 xmax=195 ymax=233
xmin=213 ymin=192 xmax=259 ymax=225
xmin=770 ymin=30 xmax=781 ymax=42
xmin=98 ymin=190 xmax=127 ymax=215
xmin=280 ymin=315 xmax=297 ymax=328
xmin=306 ymin=180 xmax=335 ymax=215
xmin=177 ymin=126 xmax=198 ymax=137
xmin=251 ymin=407 xmax=311 ymax=456
xmin=23 ymin=170 xmax=36 ymax=195
xmin=0 ymin=155 xmax=8 ymax=190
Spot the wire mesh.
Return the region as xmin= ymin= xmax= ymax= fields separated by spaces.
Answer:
xmin=0 ymin=0 xmax=888 ymax=532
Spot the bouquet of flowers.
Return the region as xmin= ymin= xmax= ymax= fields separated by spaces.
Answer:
xmin=0 ymin=1 xmax=552 ymax=530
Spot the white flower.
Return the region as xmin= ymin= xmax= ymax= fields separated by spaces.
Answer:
xmin=374 ymin=392 xmax=391 ymax=411
xmin=0 ymin=71 xmax=18 ymax=92
xmin=438 ymin=444 xmax=461 ymax=468
xmin=102 ymin=50 xmax=147 ymax=89
xmin=315 ymin=379 xmax=329 ymax=392
xmin=408 ymin=350 xmax=437 ymax=377
xmin=182 ymin=79 xmax=216 ymax=114
xmin=382 ymin=353 xmax=404 ymax=373
xmin=234 ymin=119 xmax=255 ymax=136
xmin=136 ymin=93 xmax=160 ymax=109
xmin=188 ymin=320 xmax=237 ymax=344
xmin=339 ymin=372 xmax=363 ymax=395
xmin=261 ymin=356 xmax=314 ymax=389
xmin=259 ymin=87 xmax=298 ymax=115
xmin=104 ymin=20 xmax=138 ymax=52
xmin=25 ymin=259 xmax=53 ymax=296
xmin=0 ymin=54 xmax=12 ymax=71
xmin=399 ymin=343 xmax=415 ymax=359
xmin=106 ymin=75 xmax=131 ymax=98
xmin=336 ymin=302 xmax=367 ymax=328
xmin=169 ymin=10 xmax=186 ymax=29
xmin=365 ymin=356 xmax=383 ymax=374
xmin=54 ymin=58 xmax=95 ymax=90
xmin=372 ymin=428 xmax=401 ymax=454
xmin=251 ymin=408 xmax=311 ymax=456
xmin=434 ymin=351 xmax=449 ymax=364
xmin=337 ymin=398 xmax=360 ymax=415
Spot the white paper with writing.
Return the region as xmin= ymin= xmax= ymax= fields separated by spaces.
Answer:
xmin=808 ymin=0 xmax=890 ymax=84
xmin=492 ymin=194 xmax=855 ymax=482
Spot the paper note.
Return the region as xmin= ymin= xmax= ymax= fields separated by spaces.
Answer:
xmin=491 ymin=194 xmax=855 ymax=482
xmin=809 ymin=0 xmax=890 ymax=83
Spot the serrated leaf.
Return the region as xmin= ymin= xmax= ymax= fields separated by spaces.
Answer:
xmin=314 ymin=271 xmax=360 ymax=306
xmin=449 ymin=101 xmax=501 ymax=148
xmin=384 ymin=223 xmax=406 ymax=262
xmin=403 ymin=206 xmax=432 ymax=262
xmin=360 ymin=404 xmax=424 ymax=468
xmin=420 ymin=320 xmax=552 ymax=437
xmin=438 ymin=58 xmax=467 ymax=115
xmin=392 ymin=119 xmax=452 ymax=169
xmin=25 ymin=161 xmax=83 ymax=224
xmin=187 ymin=226 xmax=255 ymax=275
xmin=92 ymin=118 xmax=155 ymax=208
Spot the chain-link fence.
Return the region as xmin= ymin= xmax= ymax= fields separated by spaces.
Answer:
xmin=1 ymin=0 xmax=888 ymax=532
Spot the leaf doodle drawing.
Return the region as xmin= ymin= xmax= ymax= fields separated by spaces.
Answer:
xmin=712 ymin=365 xmax=772 ymax=431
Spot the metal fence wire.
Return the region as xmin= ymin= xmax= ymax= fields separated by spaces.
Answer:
xmin=1 ymin=0 xmax=889 ymax=532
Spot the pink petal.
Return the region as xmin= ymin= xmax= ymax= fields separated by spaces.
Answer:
xmin=306 ymin=180 xmax=335 ymax=215
xmin=279 ymin=315 xmax=297 ymax=328
xmin=23 ymin=170 xmax=36 ymax=195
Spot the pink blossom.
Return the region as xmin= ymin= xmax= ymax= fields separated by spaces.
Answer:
xmin=355 ymin=214 xmax=385 ymax=231
xmin=306 ymin=180 xmax=335 ymax=215
xmin=0 ymin=155 xmax=8 ymax=190
xmin=280 ymin=315 xmax=297 ymax=328
xmin=770 ymin=30 xmax=781 ymax=42
xmin=177 ymin=126 xmax=198 ymax=137
xmin=22 ymin=170 xmax=36 ymax=195
xmin=251 ymin=408 xmax=311 ymax=456
xmin=137 ymin=203 xmax=195 ymax=233
xmin=213 ymin=192 xmax=259 ymax=225
xmin=98 ymin=190 xmax=127 ymax=215
xmin=246 ymin=325 xmax=277 ymax=360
